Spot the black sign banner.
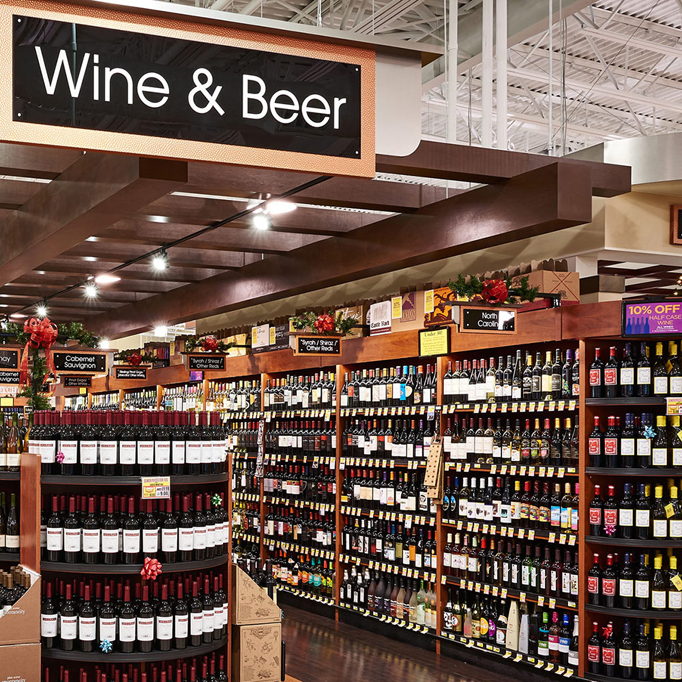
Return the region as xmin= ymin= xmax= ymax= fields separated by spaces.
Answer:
xmin=461 ymin=307 xmax=516 ymax=333
xmin=53 ymin=351 xmax=107 ymax=373
xmin=115 ymin=366 xmax=148 ymax=380
xmin=188 ymin=354 xmax=226 ymax=371
xmin=0 ymin=371 xmax=20 ymax=385
xmin=63 ymin=375 xmax=92 ymax=388
xmin=295 ymin=335 xmax=341 ymax=356
xmin=13 ymin=16 xmax=362 ymax=159
xmin=0 ymin=349 xmax=19 ymax=370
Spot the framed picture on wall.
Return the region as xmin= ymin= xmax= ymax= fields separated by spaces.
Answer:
xmin=671 ymin=205 xmax=682 ymax=245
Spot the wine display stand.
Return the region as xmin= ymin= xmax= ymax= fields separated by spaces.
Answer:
xmin=587 ymin=604 xmax=682 ymax=620
xmin=42 ymin=637 xmax=227 ymax=663
xmin=41 ymin=473 xmax=228 ymax=486
xmin=41 ymin=555 xmax=229 ymax=574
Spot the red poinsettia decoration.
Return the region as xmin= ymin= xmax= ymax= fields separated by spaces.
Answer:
xmin=313 ymin=314 xmax=335 ymax=334
xmin=128 ymin=352 xmax=143 ymax=366
xmin=481 ymin=279 xmax=509 ymax=305
xmin=200 ymin=335 xmax=219 ymax=352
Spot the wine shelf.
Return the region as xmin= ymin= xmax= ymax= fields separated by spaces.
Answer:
xmin=586 ymin=603 xmax=682 ymax=619
xmin=442 ymin=520 xmax=578 ymax=545
xmin=441 ymin=399 xmax=578 ymax=415
xmin=0 ymin=551 xmax=20 ymax=562
xmin=277 ymin=585 xmax=335 ymax=606
xmin=586 ymin=535 xmax=682 ymax=548
xmin=586 ymin=397 xmax=667 ymax=406
xmin=338 ymin=601 xmax=433 ymax=634
xmin=0 ymin=471 xmax=20 ymax=481
xmin=340 ymin=506 xmax=435 ymax=523
xmin=339 ymin=553 xmax=437 ymax=582
xmin=587 ymin=467 xmax=682 ymax=476
xmin=444 ymin=462 xmax=578 ymax=477
xmin=443 ymin=576 xmax=578 ymax=612
xmin=41 ymin=637 xmax=227 ymax=663
xmin=41 ymin=473 xmax=228 ymax=486
xmin=339 ymin=406 xmax=440 ymax=417
xmin=41 ymin=555 xmax=228 ymax=573
xmin=586 ymin=673 xmax=636 ymax=682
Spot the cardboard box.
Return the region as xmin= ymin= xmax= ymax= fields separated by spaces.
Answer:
xmin=335 ymin=303 xmax=369 ymax=339
xmin=233 ymin=566 xmax=281 ymax=625
xmin=234 ymin=623 xmax=281 ymax=682
xmin=0 ymin=569 xmax=40 ymax=646
xmin=0 ymin=642 xmax=40 ymax=682
xmin=512 ymin=270 xmax=580 ymax=303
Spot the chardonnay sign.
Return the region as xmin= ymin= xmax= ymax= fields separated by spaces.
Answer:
xmin=12 ymin=15 xmax=364 ymax=162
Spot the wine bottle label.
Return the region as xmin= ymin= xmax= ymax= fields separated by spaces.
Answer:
xmin=46 ymin=527 xmax=63 ymax=551
xmin=119 ymin=441 xmax=136 ymax=465
xmin=41 ymin=442 xmax=56 ymax=464
xmin=604 ymin=509 xmax=618 ymax=526
xmin=119 ymin=617 xmax=136 ymax=642
xmin=604 ymin=438 xmax=618 ymax=456
xmin=186 ymin=442 xmax=202 ymax=464
xmin=137 ymin=616 xmax=154 ymax=641
xmin=143 ymin=528 xmax=159 ymax=554
xmin=79 ymin=616 xmax=96 ymax=641
xmin=559 ymin=635 xmax=570 ymax=654
xmin=179 ymin=528 xmax=194 ymax=551
xmin=99 ymin=441 xmax=117 ymax=464
xmin=587 ymin=645 xmax=600 ymax=663
xmin=671 ymin=520 xmax=682 ymax=538
xmin=202 ymin=608 xmax=214 ymax=633
xmin=194 ymin=526 xmax=207 ymax=550
xmin=637 ymin=439 xmax=652 ymax=457
xmin=4 ymin=532 xmax=18 ymax=549
xmin=80 ymin=441 xmax=98 ymax=464
xmin=205 ymin=525 xmax=215 ymax=549
xmin=654 ymin=661 xmax=667 ymax=679
xmin=6 ymin=453 xmax=19 ymax=468
xmin=674 ymin=448 xmax=682 ymax=467
xmin=60 ymin=614 xmax=77 ymax=639
xmin=636 ymin=366 xmax=651 ymax=385
xmin=222 ymin=600 xmax=228 ymax=625
xmin=671 ymin=662 xmax=682 ymax=680
xmin=653 ymin=519 xmax=668 ymax=537
xmin=59 ymin=442 xmax=78 ymax=464
xmin=652 ymin=589 xmax=667 ymax=608
xmin=155 ymin=441 xmax=171 ymax=464
xmin=620 ymin=367 xmax=635 ymax=385
xmin=619 ymin=508 xmax=634 ymax=527
xmin=99 ymin=616 xmax=116 ymax=641
xmin=636 ymin=509 xmax=650 ymax=527
xmin=199 ymin=443 xmax=212 ymax=464
xmin=588 ymin=507 xmax=602 ymax=525
xmin=619 ymin=648 xmax=633 ymax=668
xmin=672 ymin=377 xmax=682 ymax=394
xmin=64 ymin=527 xmax=82 ymax=553
xmin=101 ymin=529 xmax=119 ymax=554
xmin=157 ymin=615 xmax=173 ymax=640
xmin=602 ymin=646 xmax=615 ymax=665
xmin=654 ymin=377 xmax=669 ymax=395
xmin=589 ymin=369 xmax=601 ymax=386
xmin=172 ymin=441 xmax=186 ymax=464
xmin=190 ymin=612 xmax=204 ymax=636
xmin=635 ymin=579 xmax=650 ymax=598
xmin=619 ymin=578 xmax=634 ymax=597
xmin=652 ymin=447 xmax=668 ymax=466
xmin=174 ymin=613 xmax=189 ymax=638
xmin=82 ymin=529 xmax=100 ymax=554
xmin=123 ymin=529 xmax=141 ymax=554
xmin=41 ymin=613 xmax=58 ymax=637
xmin=588 ymin=438 xmax=601 ymax=456
xmin=214 ymin=605 xmax=224 ymax=630
xmin=138 ymin=441 xmax=154 ymax=465
xmin=670 ymin=590 xmax=682 ymax=609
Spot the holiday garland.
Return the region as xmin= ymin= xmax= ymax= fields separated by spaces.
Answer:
xmin=291 ymin=311 xmax=358 ymax=336
xmin=183 ymin=334 xmax=235 ymax=353
xmin=447 ymin=274 xmax=539 ymax=305
xmin=114 ymin=349 xmax=156 ymax=366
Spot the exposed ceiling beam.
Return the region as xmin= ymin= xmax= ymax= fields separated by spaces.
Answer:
xmin=0 ymin=143 xmax=80 ymax=179
xmin=88 ymin=162 xmax=594 ymax=338
xmin=0 ymin=154 xmax=188 ymax=287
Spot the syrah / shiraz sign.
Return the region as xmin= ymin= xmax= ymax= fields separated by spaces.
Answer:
xmin=53 ymin=351 xmax=107 ymax=374
xmin=293 ymin=335 xmax=341 ymax=356
xmin=187 ymin=354 xmax=226 ymax=371
xmin=7 ymin=10 xmax=373 ymax=176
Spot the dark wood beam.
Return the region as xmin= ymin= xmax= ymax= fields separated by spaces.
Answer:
xmin=88 ymin=162 xmax=593 ymax=338
xmin=9 ymin=276 xmax=184 ymax=294
xmin=0 ymin=143 xmax=81 ymax=179
xmin=37 ymin=262 xmax=228 ymax=283
xmin=0 ymin=154 xmax=188 ymax=287
xmin=376 ymin=141 xmax=631 ymax=197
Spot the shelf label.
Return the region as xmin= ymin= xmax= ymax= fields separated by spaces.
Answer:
xmin=141 ymin=476 xmax=171 ymax=499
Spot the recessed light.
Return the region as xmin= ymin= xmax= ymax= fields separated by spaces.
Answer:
xmin=82 ymin=256 xmax=98 ymax=262
xmin=94 ymin=273 xmax=121 ymax=285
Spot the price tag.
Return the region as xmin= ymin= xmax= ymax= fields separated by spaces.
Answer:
xmin=549 ymin=597 xmax=556 ymax=608
xmin=141 ymin=476 xmax=171 ymax=499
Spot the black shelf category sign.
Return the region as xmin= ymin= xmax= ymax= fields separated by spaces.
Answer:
xmin=62 ymin=375 xmax=92 ymax=388
xmin=115 ymin=366 xmax=148 ymax=380
xmin=0 ymin=349 xmax=19 ymax=370
xmin=294 ymin=335 xmax=341 ymax=356
xmin=53 ymin=351 xmax=107 ymax=374
xmin=13 ymin=16 xmax=362 ymax=159
xmin=622 ymin=299 xmax=682 ymax=336
xmin=0 ymin=371 xmax=20 ymax=385
xmin=188 ymin=354 xmax=226 ymax=371
xmin=460 ymin=306 xmax=516 ymax=333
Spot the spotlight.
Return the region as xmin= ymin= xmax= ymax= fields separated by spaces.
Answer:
xmin=153 ymin=325 xmax=168 ymax=337
xmin=99 ymin=338 xmax=111 ymax=350
xmin=94 ymin=273 xmax=121 ymax=285
xmin=265 ymin=199 xmax=296 ymax=215
xmin=36 ymin=302 xmax=48 ymax=318
xmin=151 ymin=250 xmax=168 ymax=272
xmin=252 ymin=212 xmax=271 ymax=231
xmin=10 ymin=312 xmax=26 ymax=319
xmin=83 ymin=282 xmax=98 ymax=299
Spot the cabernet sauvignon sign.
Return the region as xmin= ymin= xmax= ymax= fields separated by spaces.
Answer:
xmin=13 ymin=15 xmax=362 ymax=159
xmin=0 ymin=371 xmax=20 ymax=385
xmin=53 ymin=352 xmax=107 ymax=373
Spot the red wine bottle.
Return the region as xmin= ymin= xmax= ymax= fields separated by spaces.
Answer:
xmin=155 ymin=411 xmax=171 ymax=476
xmin=137 ymin=584 xmax=154 ymax=653
xmin=63 ymin=495 xmax=82 ymax=563
xmin=46 ymin=496 xmax=62 ymax=562
xmin=40 ymin=581 xmax=58 ymax=648
xmin=174 ymin=580 xmax=188 ymax=650
xmin=161 ymin=498 xmax=178 ymax=564
xmin=118 ymin=584 xmax=136 ymax=654
xmin=138 ymin=412 xmax=155 ymax=477
xmin=142 ymin=499 xmax=159 ymax=558
xmin=99 ymin=411 xmax=119 ymax=476
xmin=171 ymin=411 xmax=187 ymax=476
xmin=201 ymin=575 xmax=214 ymax=644
xmin=119 ymin=412 xmax=137 ymax=477
xmin=156 ymin=583 xmax=173 ymax=651
xmin=101 ymin=495 xmax=120 ymax=565
xmin=79 ymin=411 xmax=98 ymax=477
xmin=78 ymin=584 xmax=96 ymax=652
xmin=82 ymin=496 xmax=100 ymax=564
xmin=98 ymin=584 xmax=117 ymax=649
xmin=60 ymin=583 xmax=78 ymax=651
xmin=193 ymin=494 xmax=207 ymax=562
xmin=123 ymin=496 xmax=141 ymax=564
xmin=189 ymin=580 xmax=204 ymax=647
xmin=179 ymin=495 xmax=195 ymax=563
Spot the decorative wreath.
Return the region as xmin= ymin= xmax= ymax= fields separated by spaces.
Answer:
xmin=447 ymin=274 xmax=539 ymax=305
xmin=184 ymin=335 xmax=235 ymax=353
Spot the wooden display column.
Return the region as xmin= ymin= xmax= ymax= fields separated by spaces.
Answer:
xmin=20 ymin=453 xmax=41 ymax=573
xmin=334 ymin=363 xmax=346 ymax=619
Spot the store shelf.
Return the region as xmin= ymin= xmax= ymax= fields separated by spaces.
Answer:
xmin=266 ymin=408 xmax=335 ymax=419
xmin=264 ymin=538 xmax=334 ymax=561
xmin=442 ymin=520 xmax=578 ymax=545
xmin=439 ymin=632 xmax=576 ymax=678
xmin=441 ymin=399 xmax=578 ymax=415
xmin=264 ymin=495 xmax=335 ymax=512
xmin=340 ymin=406 xmax=440 ymax=417
xmin=586 ymin=397 xmax=666 ymax=406
xmin=587 ymin=467 xmax=682 ymax=476
xmin=340 ymin=456 xmax=426 ymax=469
xmin=340 ymin=506 xmax=435 ymax=523
xmin=445 ymin=462 xmax=578 ymax=477
xmin=41 ymin=473 xmax=228 ymax=485
xmin=0 ymin=471 xmax=20 ymax=481
xmin=338 ymin=601 xmax=433 ymax=634
xmin=42 ymin=637 xmax=227 ymax=663
xmin=0 ymin=551 xmax=20 ymax=562
xmin=277 ymin=585 xmax=335 ymax=606
xmin=41 ymin=554 xmax=228 ymax=573
xmin=586 ymin=603 xmax=682 ymax=619
xmin=586 ymin=673 xmax=636 ymax=682
xmin=339 ymin=553 xmax=437 ymax=582
xmin=586 ymin=535 xmax=682 ymax=547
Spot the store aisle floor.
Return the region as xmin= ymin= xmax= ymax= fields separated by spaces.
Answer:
xmin=281 ymin=605 xmax=512 ymax=682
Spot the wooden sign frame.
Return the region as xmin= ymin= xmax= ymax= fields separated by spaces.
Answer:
xmin=52 ymin=350 xmax=108 ymax=375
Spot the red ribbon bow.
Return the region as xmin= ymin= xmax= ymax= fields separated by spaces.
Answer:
xmin=140 ymin=557 xmax=163 ymax=581
xmin=129 ymin=352 xmax=143 ymax=366
xmin=200 ymin=335 xmax=219 ymax=352
xmin=19 ymin=317 xmax=58 ymax=385
xmin=314 ymin=314 xmax=335 ymax=334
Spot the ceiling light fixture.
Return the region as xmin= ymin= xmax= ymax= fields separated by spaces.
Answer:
xmin=94 ymin=273 xmax=121 ymax=285
xmin=251 ymin=212 xmax=271 ymax=231
xmin=10 ymin=312 xmax=26 ymax=319
xmin=151 ymin=250 xmax=168 ymax=272
xmin=83 ymin=282 xmax=98 ymax=299
xmin=35 ymin=302 xmax=48 ymax=318
xmin=99 ymin=338 xmax=111 ymax=350
xmin=153 ymin=325 xmax=168 ymax=337
xmin=265 ymin=198 xmax=296 ymax=215
xmin=82 ymin=256 xmax=98 ymax=262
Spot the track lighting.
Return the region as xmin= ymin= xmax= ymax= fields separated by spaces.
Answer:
xmin=94 ymin=273 xmax=121 ymax=285
xmin=252 ymin=212 xmax=271 ymax=231
xmin=151 ymin=250 xmax=168 ymax=272
xmin=36 ymin=302 xmax=48 ymax=318
xmin=83 ymin=282 xmax=98 ymax=299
